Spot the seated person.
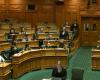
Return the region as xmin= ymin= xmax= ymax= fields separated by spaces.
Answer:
xmin=22 ymin=34 xmax=31 ymax=42
xmin=37 ymin=28 xmax=43 ymax=34
xmin=59 ymin=27 xmax=69 ymax=40
xmin=7 ymin=27 xmax=17 ymax=42
xmin=9 ymin=27 xmax=16 ymax=34
xmin=7 ymin=34 xmax=16 ymax=42
xmin=9 ymin=44 xmax=18 ymax=60
xmin=59 ymin=39 xmax=65 ymax=48
xmin=0 ymin=54 xmax=5 ymax=63
xmin=47 ymin=41 xmax=52 ymax=48
xmin=47 ymin=34 xmax=54 ymax=40
xmin=52 ymin=61 xmax=67 ymax=80
xmin=11 ymin=40 xmax=16 ymax=46
xmin=39 ymin=40 xmax=44 ymax=48
xmin=23 ymin=44 xmax=30 ymax=51
xmin=32 ymin=33 xmax=36 ymax=40
xmin=20 ymin=27 xmax=26 ymax=34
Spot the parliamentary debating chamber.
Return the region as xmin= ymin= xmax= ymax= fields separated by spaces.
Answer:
xmin=0 ymin=0 xmax=100 ymax=80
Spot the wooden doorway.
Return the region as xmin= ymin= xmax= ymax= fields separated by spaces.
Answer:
xmin=81 ymin=17 xmax=100 ymax=46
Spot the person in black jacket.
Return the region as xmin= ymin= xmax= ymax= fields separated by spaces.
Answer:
xmin=52 ymin=61 xmax=67 ymax=80
xmin=7 ymin=26 xmax=17 ymax=42
xmin=59 ymin=39 xmax=65 ymax=48
xmin=20 ymin=27 xmax=26 ymax=34
xmin=9 ymin=44 xmax=18 ymax=60
xmin=59 ymin=27 xmax=69 ymax=40
xmin=70 ymin=21 xmax=79 ymax=39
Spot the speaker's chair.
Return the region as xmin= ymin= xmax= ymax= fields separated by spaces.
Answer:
xmin=71 ymin=69 xmax=84 ymax=80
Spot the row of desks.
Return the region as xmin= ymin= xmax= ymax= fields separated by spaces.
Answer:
xmin=92 ymin=48 xmax=100 ymax=70
xmin=0 ymin=48 xmax=68 ymax=79
xmin=0 ymin=38 xmax=80 ymax=79
xmin=0 ymin=28 xmax=35 ymax=34
xmin=0 ymin=40 xmax=67 ymax=51
xmin=0 ymin=33 xmax=59 ymax=42
xmin=0 ymin=40 xmax=39 ymax=51
xmin=12 ymin=48 xmax=68 ymax=78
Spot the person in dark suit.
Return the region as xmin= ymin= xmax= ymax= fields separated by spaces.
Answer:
xmin=7 ymin=27 xmax=17 ymax=42
xmin=32 ymin=33 xmax=36 ymax=40
xmin=70 ymin=21 xmax=79 ymax=39
xmin=9 ymin=44 xmax=18 ymax=60
xmin=8 ymin=28 xmax=15 ymax=35
xmin=59 ymin=39 xmax=65 ymax=48
xmin=52 ymin=61 xmax=67 ymax=80
xmin=39 ymin=40 xmax=44 ymax=48
xmin=23 ymin=44 xmax=30 ymax=51
xmin=70 ymin=21 xmax=78 ymax=31
xmin=59 ymin=27 xmax=69 ymax=40
xmin=20 ymin=27 xmax=26 ymax=34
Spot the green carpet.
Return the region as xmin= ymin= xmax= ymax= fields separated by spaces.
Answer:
xmin=9 ymin=47 xmax=100 ymax=80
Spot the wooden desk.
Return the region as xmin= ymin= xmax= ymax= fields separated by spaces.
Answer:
xmin=16 ymin=40 xmax=39 ymax=48
xmin=0 ymin=34 xmax=6 ymax=42
xmin=12 ymin=50 xmax=41 ymax=78
xmin=0 ymin=43 xmax=11 ymax=51
xmin=44 ymin=40 xmax=59 ymax=47
xmin=48 ymin=33 xmax=59 ymax=39
xmin=12 ymin=49 xmax=68 ymax=78
xmin=16 ymin=33 xmax=33 ymax=40
xmin=92 ymin=49 xmax=100 ymax=55
xmin=92 ymin=49 xmax=100 ymax=70
xmin=0 ymin=62 xmax=11 ymax=80
xmin=92 ymin=55 xmax=100 ymax=70
xmin=37 ymin=33 xmax=59 ymax=40
xmin=0 ymin=40 xmax=39 ymax=51
xmin=37 ymin=33 xmax=46 ymax=40
xmin=42 ymin=28 xmax=59 ymax=33
xmin=27 ymin=40 xmax=39 ymax=48
xmin=41 ymin=49 xmax=67 ymax=69
xmin=0 ymin=29 xmax=11 ymax=34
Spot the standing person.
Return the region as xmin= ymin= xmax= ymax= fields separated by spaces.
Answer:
xmin=70 ymin=21 xmax=79 ymax=39
xmin=59 ymin=27 xmax=69 ymax=40
xmin=52 ymin=61 xmax=67 ymax=80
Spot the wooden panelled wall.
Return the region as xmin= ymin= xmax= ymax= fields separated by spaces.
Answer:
xmin=0 ymin=0 xmax=56 ymax=27
xmin=0 ymin=0 xmax=100 ymax=45
xmin=0 ymin=0 xmax=100 ymax=25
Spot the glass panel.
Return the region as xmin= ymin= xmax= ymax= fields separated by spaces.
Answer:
xmin=84 ymin=23 xmax=89 ymax=31
xmin=92 ymin=23 xmax=96 ymax=31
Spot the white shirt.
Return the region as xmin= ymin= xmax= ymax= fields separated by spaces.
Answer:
xmin=0 ymin=55 xmax=5 ymax=63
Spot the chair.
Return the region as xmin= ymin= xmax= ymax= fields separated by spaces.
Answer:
xmin=52 ymin=68 xmax=67 ymax=80
xmin=71 ymin=69 xmax=84 ymax=80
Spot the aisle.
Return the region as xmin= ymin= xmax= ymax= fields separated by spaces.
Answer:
xmin=67 ymin=47 xmax=100 ymax=80
xmin=69 ymin=47 xmax=91 ymax=70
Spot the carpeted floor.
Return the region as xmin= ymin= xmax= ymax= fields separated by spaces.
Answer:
xmin=9 ymin=47 xmax=100 ymax=80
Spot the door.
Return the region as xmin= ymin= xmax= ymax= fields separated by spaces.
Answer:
xmin=81 ymin=17 xmax=99 ymax=46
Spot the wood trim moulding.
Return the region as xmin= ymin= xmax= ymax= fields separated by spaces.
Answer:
xmin=80 ymin=9 xmax=100 ymax=16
